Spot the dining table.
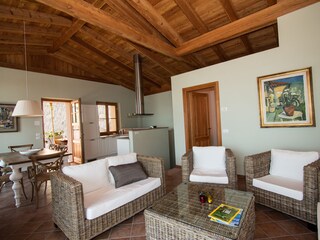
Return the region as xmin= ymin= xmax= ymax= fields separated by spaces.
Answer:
xmin=0 ymin=148 xmax=71 ymax=208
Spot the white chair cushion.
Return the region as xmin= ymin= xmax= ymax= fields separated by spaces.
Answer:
xmin=253 ymin=175 xmax=303 ymax=200
xmin=84 ymin=177 xmax=161 ymax=220
xmin=62 ymin=158 xmax=110 ymax=194
xmin=270 ymin=149 xmax=319 ymax=181
xmin=107 ymin=153 xmax=137 ymax=184
xmin=189 ymin=168 xmax=229 ymax=184
xmin=192 ymin=146 xmax=226 ymax=170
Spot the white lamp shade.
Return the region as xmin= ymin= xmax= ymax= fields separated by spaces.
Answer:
xmin=12 ymin=100 xmax=43 ymax=117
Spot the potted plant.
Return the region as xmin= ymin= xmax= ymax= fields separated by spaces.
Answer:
xmin=280 ymin=87 xmax=300 ymax=116
xmin=45 ymin=130 xmax=64 ymax=144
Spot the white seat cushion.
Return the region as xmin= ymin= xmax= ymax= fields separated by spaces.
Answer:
xmin=270 ymin=149 xmax=319 ymax=182
xmin=253 ymin=175 xmax=303 ymax=200
xmin=193 ymin=146 xmax=226 ymax=170
xmin=84 ymin=177 xmax=161 ymax=220
xmin=62 ymin=158 xmax=110 ymax=194
xmin=189 ymin=168 xmax=229 ymax=184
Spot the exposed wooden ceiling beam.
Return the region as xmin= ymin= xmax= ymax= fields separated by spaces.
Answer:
xmin=48 ymin=0 xmax=105 ymax=53
xmin=127 ymin=0 xmax=183 ymax=46
xmin=0 ymin=5 xmax=72 ymax=27
xmin=176 ymin=0 xmax=318 ymax=56
xmin=0 ymin=22 xmax=61 ymax=37
xmin=35 ymin=0 xmax=177 ymax=59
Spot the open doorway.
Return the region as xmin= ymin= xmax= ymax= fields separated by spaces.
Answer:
xmin=183 ymin=82 xmax=222 ymax=151
xmin=41 ymin=99 xmax=74 ymax=162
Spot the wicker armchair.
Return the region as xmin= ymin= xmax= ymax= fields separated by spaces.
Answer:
xmin=245 ymin=150 xmax=320 ymax=225
xmin=50 ymin=154 xmax=165 ymax=240
xmin=181 ymin=147 xmax=237 ymax=189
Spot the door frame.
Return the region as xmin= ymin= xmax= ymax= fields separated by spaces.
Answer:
xmin=182 ymin=82 xmax=222 ymax=151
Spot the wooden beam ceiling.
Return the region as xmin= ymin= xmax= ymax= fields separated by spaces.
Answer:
xmin=176 ymin=0 xmax=318 ymax=56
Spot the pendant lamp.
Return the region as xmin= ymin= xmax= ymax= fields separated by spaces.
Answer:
xmin=12 ymin=21 xmax=42 ymax=117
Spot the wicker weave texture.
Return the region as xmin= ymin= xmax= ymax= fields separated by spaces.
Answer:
xmin=50 ymin=155 xmax=166 ymax=240
xmin=181 ymin=148 xmax=237 ymax=189
xmin=145 ymin=183 xmax=255 ymax=240
xmin=245 ymin=150 xmax=320 ymax=225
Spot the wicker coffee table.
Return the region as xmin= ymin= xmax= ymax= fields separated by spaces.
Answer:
xmin=144 ymin=183 xmax=255 ymax=240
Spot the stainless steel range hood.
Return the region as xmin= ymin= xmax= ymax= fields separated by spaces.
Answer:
xmin=128 ymin=54 xmax=153 ymax=117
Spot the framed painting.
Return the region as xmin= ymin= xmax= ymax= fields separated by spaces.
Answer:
xmin=0 ymin=104 xmax=18 ymax=132
xmin=257 ymin=67 xmax=315 ymax=128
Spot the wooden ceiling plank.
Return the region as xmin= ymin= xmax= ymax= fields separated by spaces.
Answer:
xmin=53 ymin=52 xmax=128 ymax=86
xmin=0 ymin=36 xmax=52 ymax=47
xmin=0 ymin=45 xmax=48 ymax=54
xmin=131 ymin=43 xmax=179 ymax=75
xmin=71 ymin=36 xmax=162 ymax=88
xmin=104 ymin=0 xmax=166 ymax=41
xmin=127 ymin=0 xmax=183 ymax=46
xmin=49 ymin=0 xmax=105 ymax=53
xmin=79 ymin=27 xmax=169 ymax=85
xmin=0 ymin=22 xmax=61 ymax=37
xmin=219 ymin=0 xmax=253 ymax=53
xmin=0 ymin=5 xmax=72 ymax=27
xmin=176 ymin=0 xmax=318 ymax=56
xmin=174 ymin=0 xmax=208 ymax=34
xmin=58 ymin=47 xmax=134 ymax=89
xmin=35 ymin=0 xmax=177 ymax=59
xmin=212 ymin=45 xmax=227 ymax=62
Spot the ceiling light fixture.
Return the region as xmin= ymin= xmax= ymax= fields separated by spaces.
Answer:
xmin=12 ymin=21 xmax=42 ymax=117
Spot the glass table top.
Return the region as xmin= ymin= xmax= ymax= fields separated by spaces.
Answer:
xmin=147 ymin=182 xmax=254 ymax=239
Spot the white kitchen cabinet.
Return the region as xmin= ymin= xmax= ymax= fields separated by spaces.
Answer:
xmin=82 ymin=105 xmax=100 ymax=161
xmin=84 ymin=139 xmax=99 ymax=161
xmin=108 ymin=137 xmax=117 ymax=156
xmin=82 ymin=105 xmax=98 ymax=123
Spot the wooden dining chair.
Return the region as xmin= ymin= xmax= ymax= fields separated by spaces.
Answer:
xmin=8 ymin=144 xmax=34 ymax=152
xmin=28 ymin=151 xmax=66 ymax=208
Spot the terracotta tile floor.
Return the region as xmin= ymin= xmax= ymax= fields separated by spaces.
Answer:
xmin=0 ymin=167 xmax=317 ymax=240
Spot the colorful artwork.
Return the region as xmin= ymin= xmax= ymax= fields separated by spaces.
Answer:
xmin=0 ymin=104 xmax=18 ymax=132
xmin=257 ymin=67 xmax=315 ymax=127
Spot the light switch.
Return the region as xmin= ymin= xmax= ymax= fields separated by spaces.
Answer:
xmin=222 ymin=129 xmax=229 ymax=133
xmin=221 ymin=107 xmax=228 ymax=112
xmin=34 ymin=121 xmax=40 ymax=126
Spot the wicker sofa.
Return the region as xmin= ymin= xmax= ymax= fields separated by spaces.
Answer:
xmin=245 ymin=150 xmax=320 ymax=225
xmin=50 ymin=154 xmax=166 ymax=240
xmin=181 ymin=147 xmax=237 ymax=189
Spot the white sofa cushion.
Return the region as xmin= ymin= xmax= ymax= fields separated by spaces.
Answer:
xmin=253 ymin=175 xmax=303 ymax=200
xmin=107 ymin=153 xmax=138 ymax=184
xmin=193 ymin=146 xmax=226 ymax=170
xmin=190 ymin=168 xmax=228 ymax=184
xmin=84 ymin=177 xmax=161 ymax=220
xmin=62 ymin=159 xmax=109 ymax=194
xmin=270 ymin=149 xmax=319 ymax=181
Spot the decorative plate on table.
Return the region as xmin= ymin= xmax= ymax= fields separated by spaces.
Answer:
xmin=19 ymin=149 xmax=41 ymax=156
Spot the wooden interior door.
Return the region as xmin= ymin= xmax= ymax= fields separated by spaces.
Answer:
xmin=183 ymin=82 xmax=222 ymax=151
xmin=190 ymin=92 xmax=211 ymax=146
xmin=71 ymin=99 xmax=84 ymax=164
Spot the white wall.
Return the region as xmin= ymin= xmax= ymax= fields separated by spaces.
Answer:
xmin=0 ymin=68 xmax=137 ymax=152
xmin=171 ymin=3 xmax=320 ymax=174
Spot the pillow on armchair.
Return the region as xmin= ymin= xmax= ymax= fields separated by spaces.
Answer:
xmin=193 ymin=146 xmax=226 ymax=170
xmin=270 ymin=149 xmax=319 ymax=181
